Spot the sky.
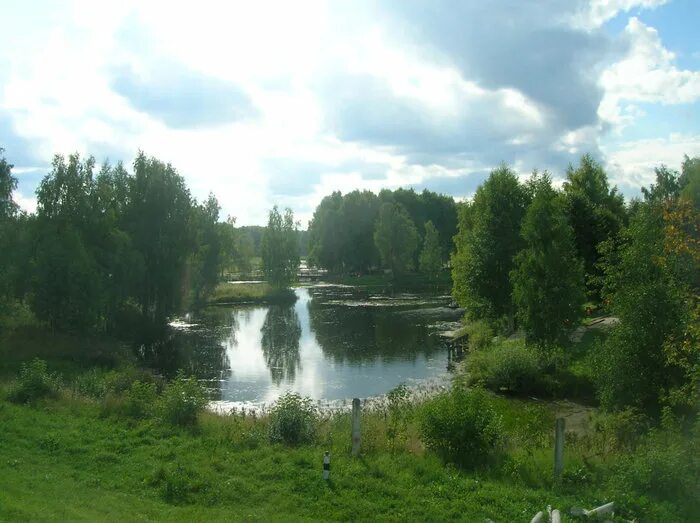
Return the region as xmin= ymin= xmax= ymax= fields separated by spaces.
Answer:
xmin=1 ymin=0 xmax=699 ymax=226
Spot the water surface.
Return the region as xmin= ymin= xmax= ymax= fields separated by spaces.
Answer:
xmin=156 ymin=285 xmax=461 ymax=408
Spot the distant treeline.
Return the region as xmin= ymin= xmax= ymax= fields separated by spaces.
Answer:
xmin=307 ymin=188 xmax=456 ymax=274
xmin=237 ymin=225 xmax=309 ymax=259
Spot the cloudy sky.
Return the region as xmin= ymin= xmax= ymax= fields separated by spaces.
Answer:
xmin=1 ymin=0 xmax=699 ymax=225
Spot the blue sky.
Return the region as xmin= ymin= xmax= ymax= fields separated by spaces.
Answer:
xmin=1 ymin=0 xmax=698 ymax=225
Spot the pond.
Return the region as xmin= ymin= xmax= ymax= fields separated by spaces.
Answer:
xmin=146 ymin=285 xmax=463 ymax=410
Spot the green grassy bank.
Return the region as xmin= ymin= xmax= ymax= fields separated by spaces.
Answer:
xmin=0 ymin=358 xmax=697 ymax=521
xmin=208 ymin=282 xmax=296 ymax=305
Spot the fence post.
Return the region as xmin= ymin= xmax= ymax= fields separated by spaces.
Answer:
xmin=554 ymin=418 xmax=565 ymax=482
xmin=351 ymin=398 xmax=361 ymax=457
xmin=323 ymin=451 xmax=330 ymax=480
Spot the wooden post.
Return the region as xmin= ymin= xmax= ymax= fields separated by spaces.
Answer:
xmin=554 ymin=418 xmax=565 ymax=482
xmin=323 ymin=451 xmax=330 ymax=480
xmin=351 ymin=398 xmax=361 ymax=457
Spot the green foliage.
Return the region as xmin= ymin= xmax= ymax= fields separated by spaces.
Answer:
xmin=418 ymin=220 xmax=442 ymax=279
xmin=511 ymin=174 xmax=585 ymax=346
xmin=563 ymin=154 xmax=626 ymax=300
xmin=607 ymin=425 xmax=700 ymax=517
xmin=268 ymin=392 xmax=318 ymax=445
xmin=158 ymin=373 xmax=207 ymax=427
xmin=451 ymin=165 xmax=528 ymax=323
xmin=308 ymin=188 xmax=456 ymax=274
xmin=418 ymin=387 xmax=503 ymax=467
xmin=595 ymin=204 xmax=685 ymax=414
xmin=8 ymin=358 xmax=60 ymax=403
xmin=374 ymin=202 xmax=418 ymax=277
xmin=261 ymin=206 xmax=300 ymax=289
xmin=464 ymin=320 xmax=494 ymax=351
xmin=126 ymin=381 xmax=158 ymax=419
xmin=466 ymin=340 xmax=550 ymax=396
xmin=188 ymin=193 xmax=223 ymax=303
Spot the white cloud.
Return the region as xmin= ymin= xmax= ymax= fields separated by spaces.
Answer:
xmin=0 ymin=1 xmax=698 ymax=223
xmin=599 ymin=17 xmax=700 ymax=127
xmin=603 ymin=133 xmax=700 ymax=188
xmin=578 ymin=0 xmax=668 ymax=29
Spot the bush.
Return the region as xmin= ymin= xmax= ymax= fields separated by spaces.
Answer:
xmin=158 ymin=373 xmax=208 ymax=427
xmin=8 ymin=358 xmax=60 ymax=403
xmin=465 ymin=320 xmax=494 ymax=351
xmin=268 ymin=392 xmax=318 ymax=445
xmin=467 ymin=340 xmax=551 ymax=396
xmin=126 ymin=381 xmax=158 ymax=419
xmin=607 ymin=426 xmax=700 ymax=518
xmin=418 ymin=387 xmax=503 ymax=467
xmin=73 ymin=369 xmax=108 ymax=399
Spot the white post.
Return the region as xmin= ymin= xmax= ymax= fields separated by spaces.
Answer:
xmin=351 ymin=398 xmax=361 ymax=457
xmin=323 ymin=451 xmax=330 ymax=480
xmin=530 ymin=511 xmax=544 ymax=523
xmin=554 ymin=418 xmax=565 ymax=482
xmin=551 ymin=509 xmax=561 ymax=523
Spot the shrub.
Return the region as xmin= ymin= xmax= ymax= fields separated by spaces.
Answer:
xmin=268 ymin=392 xmax=318 ymax=445
xmin=73 ymin=369 xmax=108 ymax=399
xmin=8 ymin=358 xmax=60 ymax=403
xmin=418 ymin=387 xmax=503 ymax=467
xmin=607 ymin=426 xmax=700 ymax=518
xmin=126 ymin=381 xmax=158 ymax=419
xmin=465 ymin=320 xmax=494 ymax=351
xmin=467 ymin=340 xmax=551 ymax=396
xmin=158 ymin=373 xmax=208 ymax=427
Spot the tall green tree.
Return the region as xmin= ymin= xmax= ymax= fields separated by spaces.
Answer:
xmin=0 ymin=148 xmax=19 ymax=220
xmin=511 ymin=174 xmax=585 ymax=346
xmin=127 ymin=152 xmax=193 ymax=323
xmin=339 ymin=190 xmax=380 ymax=273
xmin=32 ymin=154 xmax=104 ymax=331
xmin=262 ymin=206 xmax=299 ymax=288
xmin=189 ymin=193 xmax=223 ymax=303
xmin=419 ymin=220 xmax=442 ymax=280
xmin=373 ymin=202 xmax=418 ymax=277
xmin=563 ymin=154 xmax=626 ymax=300
xmin=451 ymin=165 xmax=528 ymax=324
xmin=0 ymin=149 xmax=21 ymax=314
xmin=307 ymin=192 xmax=344 ymax=272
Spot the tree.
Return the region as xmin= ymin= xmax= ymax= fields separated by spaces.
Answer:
xmin=0 ymin=148 xmax=19 ymax=220
xmin=419 ymin=221 xmax=442 ymax=280
xmin=307 ymin=192 xmax=344 ymax=272
xmin=563 ymin=154 xmax=626 ymax=300
xmin=595 ymin=203 xmax=684 ymax=414
xmin=511 ymin=174 xmax=585 ymax=346
xmin=339 ymin=190 xmax=380 ymax=273
xmin=127 ymin=152 xmax=194 ymax=323
xmin=451 ymin=165 xmax=528 ymax=325
xmin=0 ymin=149 xmax=21 ymax=314
xmin=189 ymin=193 xmax=222 ymax=303
xmin=373 ymin=202 xmax=418 ymax=277
xmin=261 ymin=206 xmax=299 ymax=288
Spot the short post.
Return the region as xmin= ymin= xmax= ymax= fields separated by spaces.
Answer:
xmin=323 ymin=451 xmax=330 ymax=480
xmin=554 ymin=418 xmax=565 ymax=482
xmin=551 ymin=509 xmax=561 ymax=523
xmin=351 ymin=398 xmax=361 ymax=457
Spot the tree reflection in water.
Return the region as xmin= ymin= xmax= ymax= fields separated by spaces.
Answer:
xmin=260 ymin=304 xmax=302 ymax=385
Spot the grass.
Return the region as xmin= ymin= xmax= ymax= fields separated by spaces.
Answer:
xmin=209 ymin=282 xmax=296 ymax=305
xmin=0 ymin=379 xmax=695 ymax=521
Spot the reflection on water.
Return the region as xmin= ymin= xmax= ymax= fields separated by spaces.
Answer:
xmin=150 ymin=286 xmax=461 ymax=404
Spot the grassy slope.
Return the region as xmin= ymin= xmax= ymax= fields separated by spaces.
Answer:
xmin=0 ymin=395 xmax=611 ymax=523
